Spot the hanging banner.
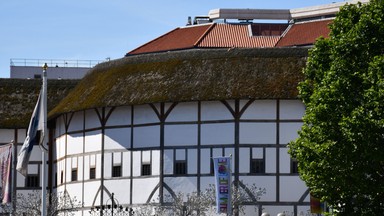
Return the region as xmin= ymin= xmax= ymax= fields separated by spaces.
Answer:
xmin=310 ymin=194 xmax=326 ymax=213
xmin=0 ymin=144 xmax=12 ymax=204
xmin=213 ymin=156 xmax=231 ymax=214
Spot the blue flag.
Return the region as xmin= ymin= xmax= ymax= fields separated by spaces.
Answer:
xmin=16 ymin=92 xmax=44 ymax=176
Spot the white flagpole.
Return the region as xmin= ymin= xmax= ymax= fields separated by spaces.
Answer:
xmin=41 ymin=63 xmax=48 ymax=216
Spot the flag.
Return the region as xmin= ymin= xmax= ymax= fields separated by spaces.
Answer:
xmin=0 ymin=144 xmax=12 ymax=204
xmin=310 ymin=194 xmax=326 ymax=213
xmin=213 ymin=156 xmax=232 ymax=214
xmin=16 ymin=92 xmax=45 ymax=176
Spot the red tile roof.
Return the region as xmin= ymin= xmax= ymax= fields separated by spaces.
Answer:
xmin=129 ymin=24 xmax=213 ymax=55
xmin=276 ymin=19 xmax=332 ymax=47
xmin=127 ymin=23 xmax=289 ymax=55
xmin=127 ymin=20 xmax=332 ymax=55
xmin=198 ymin=23 xmax=285 ymax=48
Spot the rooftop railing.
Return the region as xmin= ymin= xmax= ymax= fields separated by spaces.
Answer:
xmin=10 ymin=58 xmax=105 ymax=68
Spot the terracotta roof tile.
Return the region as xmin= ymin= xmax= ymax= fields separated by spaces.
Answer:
xmin=276 ymin=19 xmax=332 ymax=47
xmin=198 ymin=23 xmax=283 ymax=48
xmin=128 ymin=24 xmax=213 ymax=55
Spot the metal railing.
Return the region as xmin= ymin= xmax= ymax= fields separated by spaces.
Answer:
xmin=10 ymin=58 xmax=105 ymax=68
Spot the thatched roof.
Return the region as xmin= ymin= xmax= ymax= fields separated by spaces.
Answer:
xmin=0 ymin=79 xmax=79 ymax=128
xmin=50 ymin=48 xmax=308 ymax=117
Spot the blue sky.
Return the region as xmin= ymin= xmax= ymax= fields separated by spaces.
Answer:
xmin=0 ymin=0 xmax=346 ymax=78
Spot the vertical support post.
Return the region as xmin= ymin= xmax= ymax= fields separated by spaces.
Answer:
xmin=41 ymin=63 xmax=48 ymax=216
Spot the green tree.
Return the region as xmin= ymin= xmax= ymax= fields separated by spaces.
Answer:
xmin=288 ymin=0 xmax=384 ymax=215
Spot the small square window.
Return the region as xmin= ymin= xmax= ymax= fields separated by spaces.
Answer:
xmin=251 ymin=159 xmax=265 ymax=174
xmin=291 ymin=159 xmax=299 ymax=174
xmin=26 ymin=175 xmax=39 ymax=188
xmin=71 ymin=169 xmax=78 ymax=182
xmin=90 ymin=167 xmax=96 ymax=179
xmin=142 ymin=164 xmax=151 ymax=176
xmin=175 ymin=161 xmax=187 ymax=175
xmin=112 ymin=165 xmax=122 ymax=177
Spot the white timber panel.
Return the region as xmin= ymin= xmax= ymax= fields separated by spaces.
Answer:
xmin=188 ymin=149 xmax=197 ymax=174
xmin=201 ymin=101 xmax=233 ymax=121
xmin=67 ymin=133 xmax=83 ymax=155
xmin=165 ymin=102 xmax=198 ymax=122
xmin=280 ymin=176 xmax=308 ymax=202
xmin=55 ymin=116 xmax=65 ymax=137
xmin=113 ymin=152 xmax=122 ymax=164
xmin=279 ymin=148 xmax=291 ymax=174
xmin=0 ymin=129 xmax=13 ymax=143
xmin=96 ymin=154 xmax=102 ymax=179
xmin=200 ymin=176 xmax=215 ymax=192
xmin=279 ymin=122 xmax=303 ymax=144
xmin=240 ymin=122 xmax=276 ymax=144
xmin=164 ymin=124 xmax=197 ymax=146
xmin=105 ymin=128 xmax=131 ymax=149
xmin=55 ymin=135 xmax=66 ymax=159
xmin=200 ymin=149 xmax=210 ymax=174
xmin=28 ymin=164 xmax=38 ymax=174
xmin=84 ymin=155 xmax=90 ymax=180
xmin=252 ymin=148 xmax=264 ymax=159
xmin=239 ymin=148 xmax=250 ymax=173
xmin=152 ymin=150 xmax=160 ymax=176
xmin=132 ymin=178 xmax=159 ymax=204
xmin=164 ymin=177 xmax=197 ymax=197
xmin=132 ymin=151 xmax=141 ymax=177
xmin=142 ymin=150 xmax=151 ymax=162
xmin=66 ymin=158 xmax=72 ymax=183
xmin=85 ymin=130 xmax=102 ymax=153
xmin=133 ymin=125 xmax=160 ymax=148
xmin=104 ymin=153 xmax=112 ymax=178
xmin=279 ymin=100 xmax=305 ymax=120
xmin=105 ymin=106 xmax=131 ymax=126
xmin=17 ymin=129 xmax=26 ymax=143
xmin=265 ymin=148 xmax=276 ymax=173
xmin=78 ymin=156 xmax=83 ymax=181
xmin=83 ymin=181 xmax=101 ymax=207
xmin=240 ymin=100 xmax=276 ymax=120
xmin=133 ymin=104 xmax=159 ymax=125
xmin=164 ymin=150 xmax=173 ymax=175
xmin=240 ymin=176 xmax=276 ymax=202
xmin=85 ymin=109 xmax=101 ymax=130
xmin=175 ymin=149 xmax=185 ymax=160
xmin=201 ymin=123 xmax=234 ymax=145
xmin=122 ymin=151 xmax=131 ymax=177
xmin=68 ymin=112 xmax=84 ymax=132
xmin=104 ymin=179 xmax=131 ymax=204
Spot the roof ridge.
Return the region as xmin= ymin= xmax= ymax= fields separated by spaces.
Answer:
xmin=193 ymin=23 xmax=216 ymax=47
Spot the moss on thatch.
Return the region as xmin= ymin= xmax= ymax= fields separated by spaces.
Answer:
xmin=50 ymin=48 xmax=308 ymax=117
xmin=0 ymin=79 xmax=79 ymax=128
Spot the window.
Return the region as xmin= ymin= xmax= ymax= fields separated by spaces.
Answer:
xmin=142 ymin=163 xmax=151 ymax=176
xmin=291 ymin=159 xmax=299 ymax=174
xmin=90 ymin=167 xmax=96 ymax=179
xmin=60 ymin=171 xmax=64 ymax=184
xmin=251 ymin=159 xmax=265 ymax=174
xmin=112 ymin=165 xmax=122 ymax=177
xmin=71 ymin=168 xmax=78 ymax=182
xmin=175 ymin=161 xmax=187 ymax=175
xmin=26 ymin=175 xmax=39 ymax=187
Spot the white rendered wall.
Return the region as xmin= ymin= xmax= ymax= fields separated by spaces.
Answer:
xmin=53 ymin=99 xmax=309 ymax=215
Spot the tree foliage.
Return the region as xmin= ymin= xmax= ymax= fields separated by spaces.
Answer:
xmin=288 ymin=0 xmax=384 ymax=215
xmin=13 ymin=190 xmax=82 ymax=216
